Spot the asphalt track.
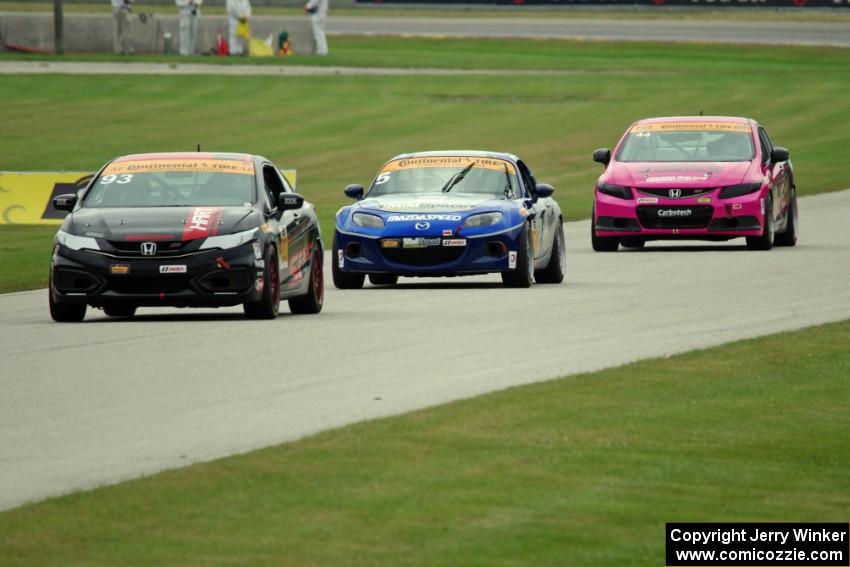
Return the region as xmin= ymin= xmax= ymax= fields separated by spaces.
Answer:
xmin=2 ymin=190 xmax=849 ymax=511
xmin=324 ymin=15 xmax=850 ymax=46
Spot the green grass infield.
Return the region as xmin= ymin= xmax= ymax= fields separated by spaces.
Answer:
xmin=1 ymin=319 xmax=848 ymax=565
xmin=1 ymin=37 xmax=849 ymax=291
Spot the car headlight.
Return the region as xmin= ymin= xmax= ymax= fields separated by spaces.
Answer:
xmin=200 ymin=228 xmax=257 ymax=250
xmin=55 ymin=230 xmax=100 ymax=251
xmin=352 ymin=212 xmax=384 ymax=229
xmin=463 ymin=212 xmax=503 ymax=227
xmin=597 ymin=182 xmax=633 ymax=200
xmin=719 ymin=182 xmax=762 ymax=199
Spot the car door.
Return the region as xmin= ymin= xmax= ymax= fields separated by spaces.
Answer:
xmin=260 ymin=163 xmax=296 ymax=287
xmin=265 ymin=164 xmax=310 ymax=288
xmin=517 ymin=160 xmax=548 ymax=262
xmin=757 ymin=127 xmax=789 ymax=223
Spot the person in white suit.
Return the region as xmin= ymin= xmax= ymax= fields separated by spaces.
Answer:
xmin=226 ymin=0 xmax=251 ymax=56
xmin=304 ymin=0 xmax=328 ymax=56
xmin=175 ymin=0 xmax=202 ymax=56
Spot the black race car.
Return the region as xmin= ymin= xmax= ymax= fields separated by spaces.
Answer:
xmin=49 ymin=152 xmax=323 ymax=321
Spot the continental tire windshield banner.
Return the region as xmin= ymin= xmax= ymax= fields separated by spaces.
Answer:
xmin=0 ymin=170 xmax=298 ymax=225
xmin=355 ymin=0 xmax=848 ymax=6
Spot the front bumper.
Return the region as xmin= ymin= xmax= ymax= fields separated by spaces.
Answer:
xmin=335 ymin=224 xmax=525 ymax=276
xmin=50 ymin=241 xmax=264 ymax=307
xmin=593 ymin=191 xmax=764 ymax=238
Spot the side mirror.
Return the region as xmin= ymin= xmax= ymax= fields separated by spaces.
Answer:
xmin=53 ymin=193 xmax=78 ymax=212
xmin=344 ymin=184 xmax=364 ymax=200
xmin=278 ymin=193 xmax=304 ymax=211
xmin=770 ymin=147 xmax=789 ymax=163
xmin=535 ymin=183 xmax=555 ymax=199
xmin=593 ymin=148 xmax=611 ymax=166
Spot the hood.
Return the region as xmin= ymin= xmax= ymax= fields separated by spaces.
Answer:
xmin=358 ymin=193 xmax=500 ymax=214
xmin=68 ymin=206 xmax=256 ymax=241
xmin=608 ymin=161 xmax=756 ymax=188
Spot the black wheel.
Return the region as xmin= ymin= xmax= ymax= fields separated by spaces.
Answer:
xmin=534 ymin=221 xmax=565 ymax=284
xmin=243 ymin=245 xmax=280 ymax=319
xmin=289 ymin=245 xmax=324 ymax=314
xmin=104 ymin=305 xmax=137 ymax=317
xmin=331 ymin=232 xmax=365 ymax=289
xmin=746 ymin=194 xmax=775 ymax=251
xmin=774 ymin=192 xmax=798 ymax=247
xmin=501 ymin=223 xmax=534 ymax=288
xmin=591 ymin=205 xmax=619 ymax=252
xmin=49 ymin=277 xmax=86 ymax=322
xmin=369 ymin=273 xmax=398 ymax=286
xmin=619 ymin=237 xmax=645 ymax=249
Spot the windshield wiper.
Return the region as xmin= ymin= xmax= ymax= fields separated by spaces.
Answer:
xmin=440 ymin=162 xmax=476 ymax=193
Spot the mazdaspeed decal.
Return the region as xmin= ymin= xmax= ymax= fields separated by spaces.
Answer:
xmin=380 ymin=157 xmax=516 ymax=174
xmin=632 ymin=122 xmax=750 ymax=133
xmin=386 ymin=214 xmax=462 ymax=222
xmin=103 ymin=159 xmax=254 ymax=176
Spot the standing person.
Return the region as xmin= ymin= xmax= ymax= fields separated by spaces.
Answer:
xmin=226 ymin=0 xmax=251 ymax=56
xmin=176 ymin=0 xmax=202 ymax=56
xmin=111 ymin=0 xmax=133 ymax=55
xmin=304 ymin=0 xmax=328 ymax=56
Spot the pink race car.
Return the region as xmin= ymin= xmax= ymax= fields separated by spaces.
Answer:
xmin=591 ymin=116 xmax=798 ymax=251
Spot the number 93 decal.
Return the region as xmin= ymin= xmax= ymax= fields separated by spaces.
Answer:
xmin=100 ymin=174 xmax=134 ymax=185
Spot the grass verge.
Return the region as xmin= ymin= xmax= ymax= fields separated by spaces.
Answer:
xmin=2 ymin=37 xmax=849 ymax=292
xmin=1 ymin=319 xmax=848 ymax=566
xmin=5 ymin=1 xmax=850 ymax=22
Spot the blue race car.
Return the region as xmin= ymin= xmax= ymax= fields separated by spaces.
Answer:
xmin=332 ymin=151 xmax=565 ymax=288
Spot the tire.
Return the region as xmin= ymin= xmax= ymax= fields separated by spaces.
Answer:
xmin=369 ymin=273 xmax=398 ymax=286
xmin=591 ymin=205 xmax=619 ymax=252
xmin=289 ymin=245 xmax=324 ymax=314
xmin=774 ymin=192 xmax=798 ymax=247
xmin=501 ymin=223 xmax=534 ymax=288
xmin=620 ymin=237 xmax=645 ymax=249
xmin=534 ymin=221 xmax=565 ymax=284
xmin=104 ymin=305 xmax=137 ymax=317
xmin=49 ymin=277 xmax=86 ymax=322
xmin=331 ymin=232 xmax=365 ymax=290
xmin=746 ymin=194 xmax=775 ymax=251
xmin=243 ymin=245 xmax=280 ymax=319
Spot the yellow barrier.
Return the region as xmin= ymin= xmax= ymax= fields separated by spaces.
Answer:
xmin=0 ymin=170 xmax=298 ymax=225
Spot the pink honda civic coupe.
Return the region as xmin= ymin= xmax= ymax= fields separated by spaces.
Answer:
xmin=591 ymin=116 xmax=798 ymax=252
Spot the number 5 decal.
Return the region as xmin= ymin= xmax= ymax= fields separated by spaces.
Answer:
xmin=374 ymin=172 xmax=391 ymax=185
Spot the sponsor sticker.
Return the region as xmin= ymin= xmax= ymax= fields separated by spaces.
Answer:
xmin=645 ymin=175 xmax=710 ymax=183
xmin=442 ymin=229 xmax=453 ymax=237
xmin=732 ymin=203 xmax=743 ymax=210
xmin=159 ymin=265 xmax=187 ymax=274
xmin=387 ymin=214 xmax=463 ymax=223
xmin=254 ymin=259 xmax=265 ymax=268
xmin=637 ymin=197 xmax=659 ymax=204
xmin=280 ymin=234 xmax=289 ymax=269
xmin=508 ymin=251 xmax=517 ymax=269
xmin=253 ymin=241 xmax=262 ymax=260
xmin=337 ymin=249 xmax=344 ymax=268
xmin=182 ymin=207 xmax=223 ymax=241
xmin=259 ymin=223 xmax=271 ymax=234
xmin=403 ymin=237 xmax=440 ymax=249
xmin=110 ymin=264 xmax=130 ymax=275
xmin=380 ymin=157 xmax=516 ymax=174
xmin=657 ymin=209 xmax=693 ymax=217
xmin=442 ymin=239 xmax=467 ymax=247
xmin=255 ymin=277 xmax=264 ymax=294
xmin=381 ymin=239 xmax=400 ymax=248
xmin=103 ymin=159 xmax=254 ymax=176
xmin=697 ymin=197 xmax=712 ymax=204
xmin=632 ymin=122 xmax=750 ymax=133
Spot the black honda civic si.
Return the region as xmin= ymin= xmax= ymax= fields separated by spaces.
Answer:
xmin=49 ymin=152 xmax=324 ymax=321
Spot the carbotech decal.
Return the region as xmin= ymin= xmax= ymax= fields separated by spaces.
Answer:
xmin=380 ymin=157 xmax=516 ymax=174
xmin=103 ymin=159 xmax=254 ymax=176
xmin=632 ymin=122 xmax=750 ymax=133
xmin=182 ymin=207 xmax=223 ymax=241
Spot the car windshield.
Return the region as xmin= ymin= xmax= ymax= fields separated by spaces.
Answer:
xmin=368 ymin=157 xmax=520 ymax=198
xmin=83 ymin=159 xmax=256 ymax=208
xmin=617 ymin=123 xmax=755 ymax=163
